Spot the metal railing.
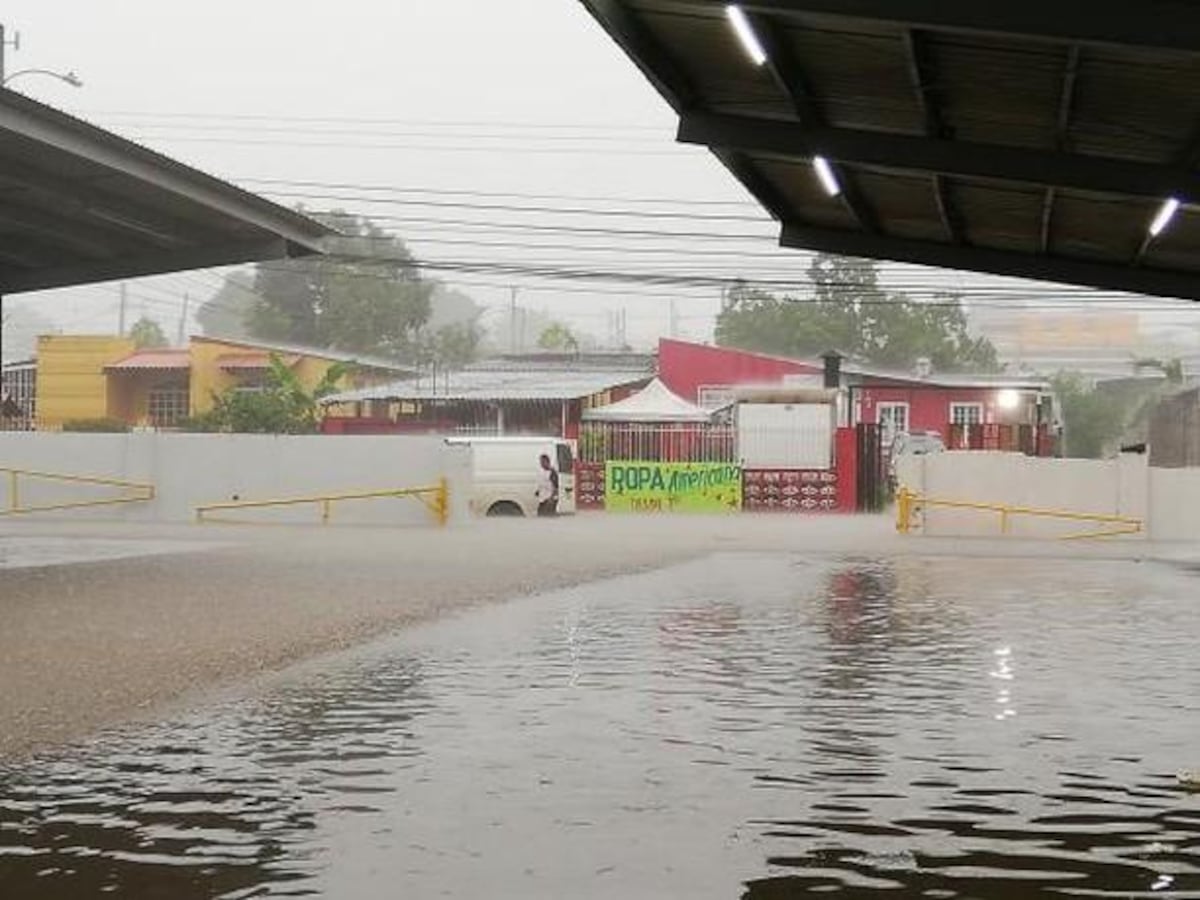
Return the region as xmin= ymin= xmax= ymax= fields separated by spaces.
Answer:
xmin=0 ymin=467 xmax=155 ymax=516
xmin=579 ymin=422 xmax=737 ymax=464
xmin=195 ymin=479 xmax=449 ymax=527
xmin=895 ymin=486 xmax=1143 ymax=541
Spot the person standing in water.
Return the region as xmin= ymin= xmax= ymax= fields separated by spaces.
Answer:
xmin=535 ymin=453 xmax=559 ymax=517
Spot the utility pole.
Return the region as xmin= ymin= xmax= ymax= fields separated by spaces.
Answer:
xmin=117 ymin=283 xmax=128 ymax=336
xmin=0 ymin=25 xmax=19 ymax=82
xmin=177 ymin=294 xmax=190 ymax=346
xmin=509 ymin=286 xmax=518 ymax=354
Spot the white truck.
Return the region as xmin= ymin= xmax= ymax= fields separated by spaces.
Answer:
xmin=445 ymin=436 xmax=576 ymax=517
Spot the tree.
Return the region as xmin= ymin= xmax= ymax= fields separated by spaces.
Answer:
xmin=537 ymin=322 xmax=579 ymax=352
xmin=716 ymin=254 xmax=1000 ymax=373
xmin=1051 ymin=373 xmax=1129 ymax=459
xmin=183 ymin=354 xmax=348 ymax=434
xmin=196 ymin=270 xmax=256 ymax=340
xmin=128 ymin=316 xmax=169 ymax=349
xmin=245 ymin=211 xmax=433 ymax=360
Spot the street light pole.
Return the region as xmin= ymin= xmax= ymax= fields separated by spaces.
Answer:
xmin=0 ymin=24 xmax=20 ymax=82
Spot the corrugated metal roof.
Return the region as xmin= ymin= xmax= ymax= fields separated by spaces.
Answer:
xmin=325 ymin=368 xmax=651 ymax=404
xmin=216 ymin=352 xmax=300 ymax=370
xmin=190 ymin=335 xmax=414 ymax=374
xmin=581 ymin=1 xmax=1200 ymax=300
xmin=0 ymin=89 xmax=331 ymax=296
xmin=105 ymin=350 xmax=190 ymax=372
xmin=845 ymin=366 xmax=1051 ymax=391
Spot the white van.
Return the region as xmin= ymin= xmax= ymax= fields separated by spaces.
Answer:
xmin=445 ymin=436 xmax=576 ymax=517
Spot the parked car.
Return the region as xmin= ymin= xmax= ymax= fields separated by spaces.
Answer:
xmin=444 ymin=436 xmax=576 ymax=517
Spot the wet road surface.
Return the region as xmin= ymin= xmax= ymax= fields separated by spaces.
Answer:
xmin=1 ymin=553 xmax=1197 ymax=898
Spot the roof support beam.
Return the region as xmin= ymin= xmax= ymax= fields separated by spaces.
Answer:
xmin=578 ymin=0 xmax=696 ymax=112
xmin=678 ymin=111 xmax=1200 ymax=200
xmin=780 ymin=222 xmax=1200 ymax=301
xmin=0 ymin=238 xmax=302 ymax=295
xmin=747 ymin=10 xmax=877 ymax=232
xmin=0 ymin=93 xmax=329 ymax=252
xmin=0 ymin=161 xmax=204 ymax=248
xmin=1041 ymin=46 xmax=1081 ymax=254
xmin=724 ymin=0 xmax=1200 ymax=54
xmin=902 ymin=28 xmax=964 ymax=244
xmin=711 ymin=148 xmax=794 ymax=221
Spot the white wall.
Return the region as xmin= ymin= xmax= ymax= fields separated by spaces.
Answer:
xmin=896 ymin=451 xmax=1148 ymax=540
xmin=1147 ymin=468 xmax=1200 ymax=542
xmin=0 ymin=434 xmax=471 ymax=526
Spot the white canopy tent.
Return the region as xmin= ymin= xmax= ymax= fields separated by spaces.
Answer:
xmin=583 ymin=378 xmax=713 ymax=424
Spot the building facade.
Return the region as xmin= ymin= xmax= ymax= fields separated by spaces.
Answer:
xmin=32 ymin=334 xmax=410 ymax=430
xmin=656 ymin=339 xmax=1056 ymax=455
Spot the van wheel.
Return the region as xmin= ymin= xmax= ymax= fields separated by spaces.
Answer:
xmin=486 ymin=501 xmax=525 ymax=518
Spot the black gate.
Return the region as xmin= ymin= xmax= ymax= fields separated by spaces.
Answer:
xmin=856 ymin=423 xmax=889 ymax=512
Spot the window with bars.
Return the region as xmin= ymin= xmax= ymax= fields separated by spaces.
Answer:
xmin=949 ymin=403 xmax=985 ymax=426
xmin=877 ymin=402 xmax=909 ymax=437
xmin=148 ymin=385 xmax=190 ymax=427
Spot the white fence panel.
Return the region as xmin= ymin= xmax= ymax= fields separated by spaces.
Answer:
xmin=737 ymin=403 xmax=833 ymax=469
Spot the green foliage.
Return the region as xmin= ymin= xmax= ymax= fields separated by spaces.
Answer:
xmin=429 ymin=321 xmax=484 ymax=370
xmin=246 ymin=211 xmax=433 ymax=360
xmin=537 ymin=322 xmax=579 ymax=352
xmin=128 ymin=316 xmax=169 ymax=349
xmin=715 ymin=254 xmax=1000 ymax=373
xmin=181 ymin=354 xmax=349 ymax=434
xmin=1056 ymin=372 xmax=1137 ymax=458
xmin=61 ymin=418 xmax=131 ymax=433
xmin=196 ymin=271 xmax=256 ymax=340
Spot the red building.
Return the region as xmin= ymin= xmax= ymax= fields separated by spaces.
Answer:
xmin=657 ymin=339 xmax=1056 ymax=455
xmin=658 ymin=338 xmax=821 ymax=407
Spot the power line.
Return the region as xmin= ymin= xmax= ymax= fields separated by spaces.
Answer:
xmin=233 ymin=177 xmax=758 ymax=209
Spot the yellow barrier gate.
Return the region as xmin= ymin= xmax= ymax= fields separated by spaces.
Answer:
xmin=895 ymin=486 xmax=1143 ymax=541
xmin=0 ymin=467 xmax=155 ymax=517
xmin=195 ymin=479 xmax=449 ymax=527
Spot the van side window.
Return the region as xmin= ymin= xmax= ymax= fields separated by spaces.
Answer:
xmin=556 ymin=443 xmax=574 ymax=474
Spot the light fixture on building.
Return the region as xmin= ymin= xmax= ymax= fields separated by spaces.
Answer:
xmin=997 ymin=389 xmax=1021 ymax=411
xmin=813 ymin=155 xmax=841 ymax=196
xmin=726 ymin=5 xmax=767 ymax=67
xmin=1149 ymin=197 xmax=1181 ymax=238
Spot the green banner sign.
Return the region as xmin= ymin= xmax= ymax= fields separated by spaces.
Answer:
xmin=605 ymin=461 xmax=742 ymax=513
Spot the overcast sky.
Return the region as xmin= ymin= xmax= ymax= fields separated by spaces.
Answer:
xmin=3 ymin=0 xmax=1198 ymax=364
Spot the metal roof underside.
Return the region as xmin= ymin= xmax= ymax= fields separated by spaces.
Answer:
xmin=0 ymin=89 xmax=332 ymax=295
xmin=327 ymin=369 xmax=653 ymax=404
xmin=580 ymin=0 xmax=1200 ymax=299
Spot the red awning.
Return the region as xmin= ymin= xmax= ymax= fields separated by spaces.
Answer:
xmin=105 ymin=350 xmax=190 ymax=372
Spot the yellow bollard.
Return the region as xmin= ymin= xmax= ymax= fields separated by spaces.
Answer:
xmin=437 ymin=477 xmax=449 ymax=527
xmin=896 ymin=487 xmax=911 ymax=534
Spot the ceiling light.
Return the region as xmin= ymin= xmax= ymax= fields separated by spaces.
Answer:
xmin=1149 ymin=197 xmax=1181 ymax=237
xmin=726 ymin=5 xmax=767 ymax=67
xmin=813 ymin=155 xmax=841 ymax=196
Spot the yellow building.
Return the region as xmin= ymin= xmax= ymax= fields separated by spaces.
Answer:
xmin=34 ymin=334 xmax=412 ymax=430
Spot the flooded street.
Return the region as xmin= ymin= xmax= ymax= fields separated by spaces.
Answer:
xmin=1 ymin=552 xmax=1197 ymax=898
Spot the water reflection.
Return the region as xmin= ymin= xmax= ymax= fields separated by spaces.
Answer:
xmin=0 ymin=658 xmax=428 ymax=898
xmin=0 ymin=554 xmax=1196 ymax=898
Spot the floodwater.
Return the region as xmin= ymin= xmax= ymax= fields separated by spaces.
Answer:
xmin=1 ymin=553 xmax=1197 ymax=899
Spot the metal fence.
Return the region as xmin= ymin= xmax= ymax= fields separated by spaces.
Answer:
xmin=579 ymin=422 xmax=737 ymax=463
